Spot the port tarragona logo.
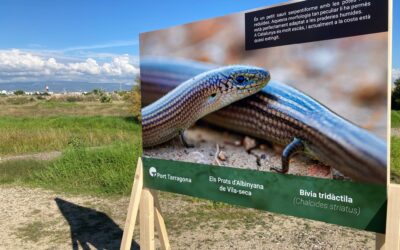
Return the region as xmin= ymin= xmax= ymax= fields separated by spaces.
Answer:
xmin=149 ymin=167 xmax=157 ymax=177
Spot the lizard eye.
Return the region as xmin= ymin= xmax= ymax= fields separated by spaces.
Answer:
xmin=208 ymin=92 xmax=217 ymax=103
xmin=236 ymin=75 xmax=245 ymax=83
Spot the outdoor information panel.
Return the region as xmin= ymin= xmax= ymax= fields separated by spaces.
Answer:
xmin=140 ymin=0 xmax=390 ymax=234
xmin=143 ymin=158 xmax=386 ymax=232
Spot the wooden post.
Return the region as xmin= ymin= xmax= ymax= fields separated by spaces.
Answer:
xmin=385 ymin=184 xmax=400 ymax=250
xmin=120 ymin=158 xmax=143 ymax=250
xmin=120 ymin=157 xmax=171 ymax=250
xmin=140 ymin=189 xmax=155 ymax=250
xmin=384 ymin=0 xmax=398 ymax=247
xmin=376 ymin=233 xmax=385 ymax=250
xmin=152 ymin=190 xmax=171 ymax=250
xmin=385 ymin=0 xmax=399 ymax=248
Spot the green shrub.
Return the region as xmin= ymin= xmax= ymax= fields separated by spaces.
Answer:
xmin=66 ymin=95 xmax=83 ymax=102
xmin=392 ymin=78 xmax=400 ymax=110
xmin=124 ymin=86 xmax=141 ymax=118
xmin=100 ymin=95 xmax=112 ymax=103
xmin=91 ymin=89 xmax=105 ymax=96
xmin=6 ymin=96 xmax=35 ymax=105
xmin=14 ymin=90 xmax=25 ymax=95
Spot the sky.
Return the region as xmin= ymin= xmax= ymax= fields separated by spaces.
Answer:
xmin=0 ymin=0 xmax=284 ymax=88
xmin=0 ymin=0 xmax=398 ymax=88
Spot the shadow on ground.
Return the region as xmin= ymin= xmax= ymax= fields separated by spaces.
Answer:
xmin=55 ymin=198 xmax=139 ymax=250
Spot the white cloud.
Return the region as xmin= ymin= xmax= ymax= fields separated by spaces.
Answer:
xmin=62 ymin=40 xmax=138 ymax=52
xmin=0 ymin=49 xmax=138 ymax=84
xmin=393 ymin=69 xmax=400 ymax=83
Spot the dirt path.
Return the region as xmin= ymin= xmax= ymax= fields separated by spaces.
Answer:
xmin=0 ymin=186 xmax=133 ymax=250
xmin=0 ymin=186 xmax=376 ymax=249
xmin=0 ymin=151 xmax=62 ymax=162
xmin=0 ymin=146 xmax=112 ymax=162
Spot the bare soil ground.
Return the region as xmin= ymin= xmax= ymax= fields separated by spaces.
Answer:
xmin=0 ymin=185 xmax=376 ymax=250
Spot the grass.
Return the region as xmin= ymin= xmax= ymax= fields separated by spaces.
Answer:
xmin=392 ymin=110 xmax=400 ymax=183
xmin=0 ymin=93 xmax=142 ymax=195
xmin=34 ymin=141 xmax=140 ymax=195
xmin=391 ymin=136 xmax=400 ymax=183
xmin=0 ymin=159 xmax=47 ymax=184
xmin=0 ymin=100 xmax=131 ymax=117
xmin=0 ymin=141 xmax=141 ymax=195
xmin=0 ymin=116 xmax=138 ymax=157
xmin=392 ymin=110 xmax=400 ymax=128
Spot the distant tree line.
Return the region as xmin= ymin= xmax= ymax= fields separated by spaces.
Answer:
xmin=392 ymin=78 xmax=400 ymax=110
xmin=14 ymin=90 xmax=25 ymax=95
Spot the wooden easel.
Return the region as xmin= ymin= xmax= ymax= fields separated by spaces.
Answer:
xmin=383 ymin=184 xmax=400 ymax=249
xmin=120 ymin=157 xmax=171 ymax=250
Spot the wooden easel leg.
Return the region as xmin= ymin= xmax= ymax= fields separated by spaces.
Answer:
xmin=120 ymin=158 xmax=144 ymax=250
xmin=120 ymin=158 xmax=170 ymax=250
xmin=385 ymin=184 xmax=400 ymax=250
xmin=376 ymin=233 xmax=385 ymax=250
xmin=151 ymin=190 xmax=171 ymax=250
xmin=140 ymin=188 xmax=155 ymax=250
